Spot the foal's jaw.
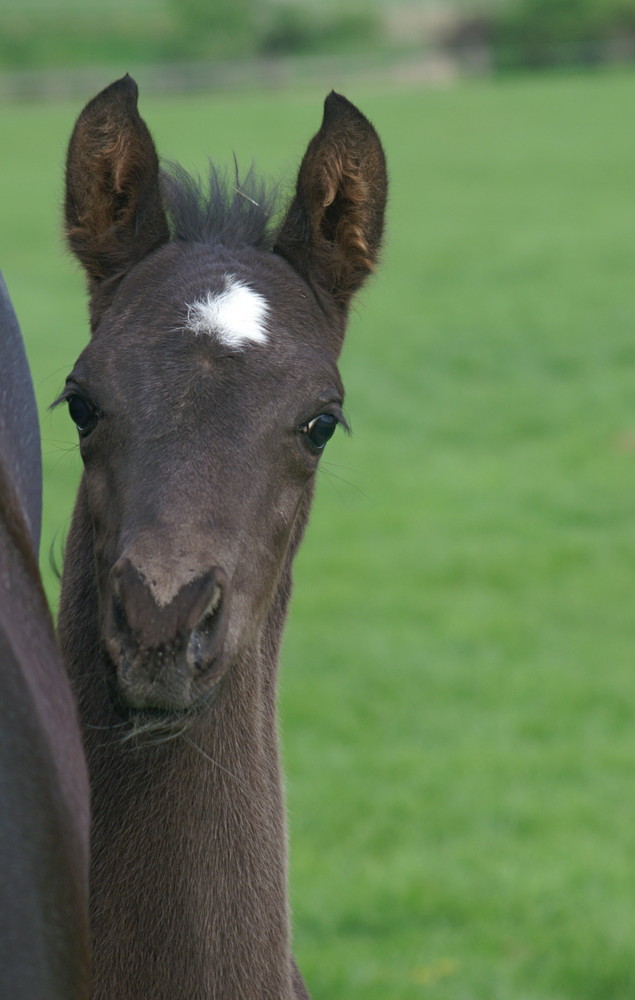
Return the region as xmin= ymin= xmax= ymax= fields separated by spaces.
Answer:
xmin=104 ymin=555 xmax=231 ymax=714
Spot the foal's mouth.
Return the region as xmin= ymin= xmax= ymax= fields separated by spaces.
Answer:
xmin=109 ymin=678 xmax=223 ymax=743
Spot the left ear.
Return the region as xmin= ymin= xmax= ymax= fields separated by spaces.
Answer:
xmin=64 ymin=75 xmax=169 ymax=292
xmin=274 ymin=92 xmax=387 ymax=312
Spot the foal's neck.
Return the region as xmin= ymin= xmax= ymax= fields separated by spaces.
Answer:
xmin=58 ymin=486 xmax=297 ymax=1000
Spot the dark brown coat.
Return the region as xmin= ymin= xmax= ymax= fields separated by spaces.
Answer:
xmin=59 ymin=76 xmax=386 ymax=999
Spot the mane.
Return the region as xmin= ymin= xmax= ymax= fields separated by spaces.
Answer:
xmin=160 ymin=161 xmax=281 ymax=251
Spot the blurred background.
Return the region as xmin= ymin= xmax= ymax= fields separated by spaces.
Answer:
xmin=2 ymin=2 xmax=635 ymax=998
xmin=4 ymin=0 xmax=635 ymax=96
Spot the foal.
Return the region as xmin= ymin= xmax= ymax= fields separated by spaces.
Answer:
xmin=59 ymin=76 xmax=386 ymax=999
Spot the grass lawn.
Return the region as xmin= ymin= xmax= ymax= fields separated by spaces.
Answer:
xmin=2 ymin=67 xmax=635 ymax=998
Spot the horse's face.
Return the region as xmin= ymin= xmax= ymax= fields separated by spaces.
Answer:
xmin=64 ymin=245 xmax=344 ymax=712
xmin=63 ymin=76 xmax=386 ymax=717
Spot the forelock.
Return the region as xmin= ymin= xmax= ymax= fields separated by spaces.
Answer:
xmin=160 ymin=162 xmax=280 ymax=250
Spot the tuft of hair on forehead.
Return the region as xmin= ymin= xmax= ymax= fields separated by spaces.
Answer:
xmin=160 ymin=162 xmax=280 ymax=250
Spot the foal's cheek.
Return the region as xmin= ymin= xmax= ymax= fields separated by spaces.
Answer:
xmin=81 ymin=468 xmax=120 ymax=570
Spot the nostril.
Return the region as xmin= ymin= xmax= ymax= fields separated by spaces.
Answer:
xmin=199 ymin=582 xmax=224 ymax=636
xmin=112 ymin=590 xmax=127 ymax=636
xmin=187 ymin=579 xmax=227 ymax=674
xmin=203 ymin=583 xmax=222 ymax=623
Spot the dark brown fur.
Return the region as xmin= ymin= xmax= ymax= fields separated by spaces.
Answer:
xmin=59 ymin=76 xmax=386 ymax=999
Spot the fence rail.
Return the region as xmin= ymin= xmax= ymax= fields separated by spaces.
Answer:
xmin=0 ymin=51 xmax=461 ymax=103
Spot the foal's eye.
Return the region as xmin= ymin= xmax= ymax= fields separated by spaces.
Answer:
xmin=301 ymin=413 xmax=338 ymax=451
xmin=67 ymin=394 xmax=97 ymax=436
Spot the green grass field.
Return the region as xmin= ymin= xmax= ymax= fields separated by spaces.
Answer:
xmin=2 ymin=68 xmax=635 ymax=998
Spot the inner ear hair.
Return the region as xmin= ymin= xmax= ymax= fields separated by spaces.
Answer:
xmin=64 ymin=75 xmax=169 ymax=285
xmin=275 ymin=91 xmax=387 ymax=310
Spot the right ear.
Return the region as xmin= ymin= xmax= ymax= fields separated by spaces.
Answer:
xmin=64 ymin=75 xmax=169 ymax=294
xmin=274 ymin=92 xmax=387 ymax=316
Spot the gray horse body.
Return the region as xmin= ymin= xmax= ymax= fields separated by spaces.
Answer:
xmin=0 ymin=277 xmax=90 ymax=998
xmin=0 ymin=273 xmax=42 ymax=551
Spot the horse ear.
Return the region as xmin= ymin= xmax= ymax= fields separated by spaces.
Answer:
xmin=275 ymin=92 xmax=387 ymax=311
xmin=64 ymin=75 xmax=169 ymax=287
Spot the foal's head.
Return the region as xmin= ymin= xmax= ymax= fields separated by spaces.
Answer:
xmin=61 ymin=76 xmax=386 ymax=722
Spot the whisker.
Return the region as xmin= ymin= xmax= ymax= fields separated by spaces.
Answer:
xmin=40 ymin=438 xmax=77 ymax=452
xmin=180 ymin=734 xmax=249 ymax=789
xmin=124 ymin=723 xmax=190 ymax=748
xmin=35 ymin=364 xmax=77 ymax=395
xmin=85 ymin=720 xmax=129 ymax=731
xmin=119 ymin=717 xmax=186 ymax=746
xmin=318 ymin=464 xmax=370 ymax=501
xmin=45 ymin=447 xmax=81 ymax=476
xmin=234 ymin=186 xmax=261 ymax=209
xmin=320 ymin=460 xmax=369 ymax=476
